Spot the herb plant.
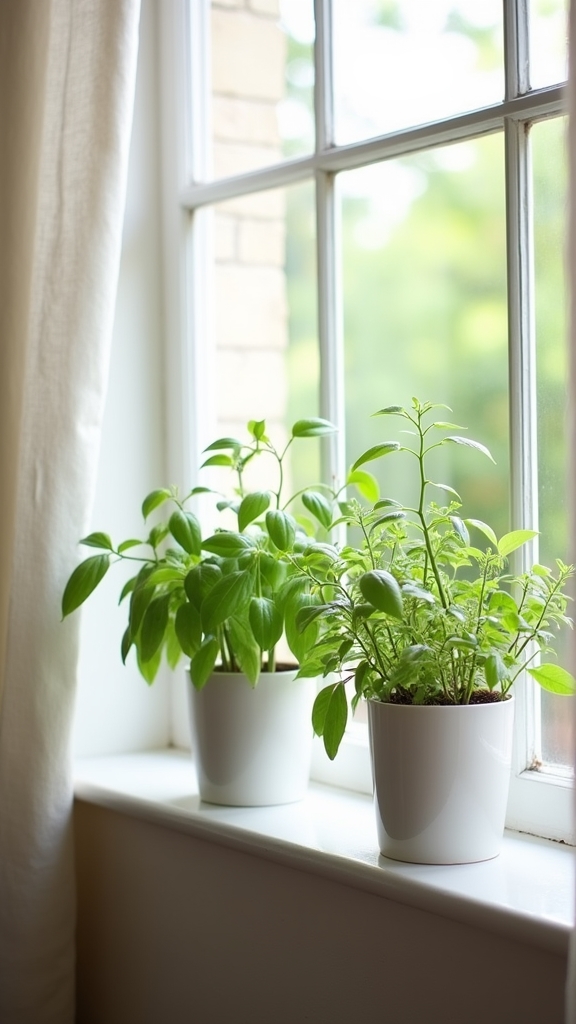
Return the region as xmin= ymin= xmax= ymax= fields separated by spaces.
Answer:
xmin=62 ymin=417 xmax=338 ymax=689
xmin=294 ymin=399 xmax=575 ymax=759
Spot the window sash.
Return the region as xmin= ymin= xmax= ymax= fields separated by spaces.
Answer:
xmin=171 ymin=0 xmax=571 ymax=841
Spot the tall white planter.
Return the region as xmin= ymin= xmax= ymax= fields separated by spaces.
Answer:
xmin=188 ymin=669 xmax=315 ymax=806
xmin=367 ymin=698 xmax=514 ymax=864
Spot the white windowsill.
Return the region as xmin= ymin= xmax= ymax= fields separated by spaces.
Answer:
xmin=74 ymin=748 xmax=574 ymax=956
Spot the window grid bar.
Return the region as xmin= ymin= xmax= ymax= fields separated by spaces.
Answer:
xmin=314 ymin=0 xmax=334 ymax=152
xmin=179 ymin=85 xmax=566 ymax=209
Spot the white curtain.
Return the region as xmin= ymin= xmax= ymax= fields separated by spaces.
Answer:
xmin=569 ymin=3 xmax=576 ymax=1021
xmin=0 ymin=2 xmax=141 ymax=1021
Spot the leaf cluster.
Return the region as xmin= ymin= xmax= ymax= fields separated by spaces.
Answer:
xmin=294 ymin=399 xmax=576 ymax=759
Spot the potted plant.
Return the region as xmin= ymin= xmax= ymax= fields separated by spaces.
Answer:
xmin=62 ymin=415 xmax=338 ymax=806
xmin=294 ymin=399 xmax=575 ymax=863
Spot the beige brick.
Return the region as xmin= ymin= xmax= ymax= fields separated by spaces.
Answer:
xmin=213 ymin=140 xmax=282 ymax=178
xmin=248 ymin=0 xmax=280 ymax=14
xmin=216 ymin=349 xmax=288 ymax=420
xmin=219 ymin=189 xmax=286 ymax=219
xmin=214 ymin=213 xmax=237 ymax=261
xmin=212 ymin=8 xmax=286 ymax=100
xmin=215 ymin=264 xmax=288 ymax=349
xmin=212 ymin=96 xmax=279 ymax=145
xmin=238 ymin=218 xmax=285 ymax=265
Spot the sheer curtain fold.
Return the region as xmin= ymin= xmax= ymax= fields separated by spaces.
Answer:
xmin=569 ymin=3 xmax=576 ymax=1022
xmin=0 ymin=2 xmax=141 ymax=1021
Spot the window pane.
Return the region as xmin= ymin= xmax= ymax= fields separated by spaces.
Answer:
xmin=208 ymin=181 xmax=319 ymax=501
xmin=340 ymin=135 xmax=509 ymax=536
xmin=333 ymin=0 xmax=503 ymax=146
xmin=210 ymin=0 xmax=314 ymax=179
xmin=530 ymin=0 xmax=568 ymax=89
xmin=533 ymin=116 xmax=573 ymax=768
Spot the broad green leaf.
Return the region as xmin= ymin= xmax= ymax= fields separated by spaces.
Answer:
xmin=323 ymin=683 xmax=348 ymax=760
xmin=202 ymin=532 xmax=254 ymax=557
xmin=431 ymin=421 xmax=466 ymax=430
xmin=137 ymin=643 xmax=162 ymax=685
xmin=148 ymin=524 xmax=169 ymax=550
xmin=266 ymin=510 xmax=296 ymax=552
xmin=80 ymin=532 xmax=113 ymax=551
xmin=295 ymin=603 xmax=330 ymax=633
xmin=200 ymin=454 xmax=234 ymax=469
xmin=444 ymin=436 xmax=495 ymax=463
xmin=259 ymin=553 xmax=288 ymax=592
xmin=464 ymin=518 xmax=498 ymax=548
xmin=291 ymin=417 xmax=337 ymax=438
xmin=203 ymin=437 xmax=242 ymax=452
xmin=190 ymin=637 xmax=220 ymax=690
xmin=238 ymin=491 xmax=270 ymax=532
xmin=249 ymin=419 xmax=266 ymax=440
xmin=359 ymin=570 xmax=403 ymax=620
xmin=249 ymin=596 xmax=283 ymax=651
xmin=302 ymin=491 xmax=333 ymax=529
xmin=351 ymin=443 xmax=400 ymax=471
xmin=184 ymin=562 xmax=222 ymax=608
xmin=129 ymin=584 xmax=155 ymax=636
xmin=373 ymin=498 xmax=402 ymax=510
xmin=485 ymin=652 xmax=507 ymax=691
xmin=117 ymin=539 xmax=143 ymax=553
xmin=119 ymin=575 xmax=137 ymax=603
xmin=121 ymin=627 xmax=132 ymax=664
xmin=489 ymin=590 xmax=518 ymax=614
xmin=312 ymin=684 xmax=334 ymax=735
xmin=528 ymin=664 xmax=576 ymax=695
xmin=175 ymin=602 xmax=202 ymax=657
xmin=372 ymin=405 xmax=406 ymax=417
xmin=165 ymin=618 xmax=183 ymax=669
xmin=401 ymin=583 xmax=435 ymax=604
xmin=370 ymin=511 xmax=406 ymax=532
xmin=228 ymin=615 xmax=261 ymax=684
xmin=169 ymin=509 xmax=202 ymax=555
xmin=285 ymin=593 xmax=320 ymax=663
xmin=497 ymin=529 xmax=538 ymax=559
xmin=346 ymin=469 xmax=380 ymax=502
xmin=201 ymin=570 xmax=255 ymax=633
xmin=139 ymin=594 xmax=170 ymax=663
xmin=62 ymin=554 xmax=110 ymax=617
xmin=142 ymin=489 xmax=172 ymax=520
xmin=145 ymin=566 xmax=186 ymax=587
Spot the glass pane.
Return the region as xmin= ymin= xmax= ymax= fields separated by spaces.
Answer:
xmin=533 ymin=116 xmax=573 ymax=768
xmin=530 ymin=0 xmax=568 ymax=89
xmin=208 ymin=181 xmax=320 ymax=507
xmin=210 ymin=0 xmax=314 ymax=179
xmin=333 ymin=0 xmax=503 ymax=146
xmin=340 ymin=134 xmax=509 ymax=537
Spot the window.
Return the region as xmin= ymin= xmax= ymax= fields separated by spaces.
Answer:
xmin=162 ymin=0 xmax=572 ymax=841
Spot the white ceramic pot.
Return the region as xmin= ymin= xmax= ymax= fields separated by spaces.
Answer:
xmin=367 ymin=697 xmax=514 ymax=864
xmin=188 ymin=668 xmax=315 ymax=806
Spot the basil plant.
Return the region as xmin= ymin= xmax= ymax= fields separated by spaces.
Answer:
xmin=62 ymin=417 xmax=341 ymax=689
xmin=292 ymin=399 xmax=576 ymax=759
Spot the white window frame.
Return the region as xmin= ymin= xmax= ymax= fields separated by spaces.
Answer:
xmin=159 ymin=0 xmax=572 ymax=842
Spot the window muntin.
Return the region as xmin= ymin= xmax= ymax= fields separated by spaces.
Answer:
xmin=180 ymin=0 xmax=572 ymax=838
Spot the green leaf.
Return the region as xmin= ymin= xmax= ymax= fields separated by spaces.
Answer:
xmin=301 ymin=491 xmax=333 ymax=529
xmin=148 ymin=524 xmax=169 ymax=550
xmin=323 ymin=683 xmax=348 ymax=760
xmin=145 ymin=566 xmax=186 ymax=587
xmin=175 ymin=602 xmax=202 ymax=657
xmin=485 ymin=652 xmax=507 ymax=691
xmin=119 ymin=575 xmax=137 ymax=603
xmin=266 ymin=510 xmax=296 ymax=552
xmin=201 ymin=570 xmax=255 ymax=633
xmin=291 ymin=418 xmax=337 ymax=438
xmin=190 ymin=637 xmax=220 ymax=690
xmin=444 ymin=436 xmax=495 ymax=463
xmin=165 ymin=619 xmax=183 ymax=670
xmin=184 ymin=562 xmax=222 ymax=609
xmin=450 ymin=516 xmax=470 ymax=546
xmin=139 ymin=594 xmax=170 ymax=663
xmin=285 ymin=593 xmax=320 ymax=663
xmin=401 ymin=583 xmax=435 ymax=604
xmin=295 ymin=603 xmax=330 ymax=633
xmin=249 ymin=419 xmax=266 ymax=440
xmin=372 ymin=405 xmax=406 ymax=417
xmin=238 ymin=491 xmax=271 ymax=532
xmin=312 ymin=684 xmax=334 ymax=735
xmin=80 ymin=532 xmax=114 ymax=551
xmin=351 ymin=443 xmax=400 ymax=471
xmin=528 ymin=664 xmax=576 ymax=695
xmin=137 ymin=643 xmax=162 ymax=685
xmin=428 ymin=481 xmax=462 ymax=501
xmin=249 ymin=596 xmax=283 ymax=651
xmin=203 ymin=437 xmax=242 ymax=452
xmin=228 ymin=615 xmax=261 ymax=684
xmin=202 ymin=532 xmax=254 ymax=557
xmin=464 ymin=519 xmax=498 ymax=548
xmin=431 ymin=421 xmax=466 ymax=431
xmin=498 ymin=529 xmax=538 ymax=558
xmin=142 ymin=489 xmax=172 ymax=520
xmin=117 ymin=539 xmax=144 ymax=553
xmin=359 ymin=570 xmax=403 ymax=620
xmin=200 ymin=454 xmax=234 ymax=469
xmin=121 ymin=627 xmax=132 ymax=664
xmin=62 ymin=554 xmax=110 ymax=616
xmin=169 ymin=509 xmax=202 ymax=555
xmin=369 ymin=511 xmax=406 ymax=532
xmin=346 ymin=469 xmax=380 ymax=502
xmin=129 ymin=583 xmax=155 ymax=636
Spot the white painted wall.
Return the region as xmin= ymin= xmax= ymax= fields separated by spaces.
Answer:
xmin=72 ymin=0 xmax=171 ymax=758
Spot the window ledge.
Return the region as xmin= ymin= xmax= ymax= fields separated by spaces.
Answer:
xmin=74 ymin=748 xmax=574 ymax=957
